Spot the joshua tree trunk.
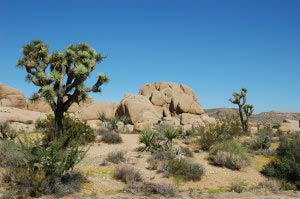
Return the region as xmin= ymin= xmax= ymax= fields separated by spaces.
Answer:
xmin=238 ymin=104 xmax=245 ymax=131
xmin=54 ymin=109 xmax=64 ymax=137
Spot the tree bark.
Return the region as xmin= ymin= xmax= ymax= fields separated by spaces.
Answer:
xmin=54 ymin=109 xmax=64 ymax=138
xmin=238 ymin=105 xmax=246 ymax=132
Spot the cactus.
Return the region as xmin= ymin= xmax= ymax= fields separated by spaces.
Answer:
xmin=229 ymin=88 xmax=254 ymax=133
xmin=17 ymin=40 xmax=109 ymax=136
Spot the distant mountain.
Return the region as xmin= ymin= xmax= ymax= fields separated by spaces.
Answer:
xmin=205 ymin=108 xmax=300 ymax=125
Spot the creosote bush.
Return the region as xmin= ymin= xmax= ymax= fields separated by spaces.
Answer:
xmin=208 ymin=140 xmax=250 ymax=170
xmin=106 ymin=151 xmax=125 ymax=164
xmin=163 ymin=158 xmax=204 ymax=181
xmin=114 ymin=165 xmax=142 ymax=184
xmin=198 ymin=116 xmax=243 ymax=151
xmin=261 ymin=134 xmax=300 ymax=187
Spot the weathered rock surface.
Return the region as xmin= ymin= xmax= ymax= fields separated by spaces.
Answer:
xmin=0 ymin=106 xmax=46 ymax=132
xmin=116 ymin=94 xmax=160 ymax=130
xmin=140 ymin=82 xmax=204 ymax=116
xmin=79 ymin=102 xmax=119 ymax=121
xmin=0 ymin=84 xmax=26 ymax=109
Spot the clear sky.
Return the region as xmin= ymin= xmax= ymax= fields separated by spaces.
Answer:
xmin=0 ymin=0 xmax=299 ymax=113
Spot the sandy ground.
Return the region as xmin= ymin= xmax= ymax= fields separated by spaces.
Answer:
xmin=74 ymin=134 xmax=269 ymax=197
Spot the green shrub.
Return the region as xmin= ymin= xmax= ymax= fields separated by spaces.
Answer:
xmin=250 ymin=133 xmax=271 ymax=151
xmin=106 ymin=151 xmax=125 ymax=164
xmin=101 ymin=131 xmax=122 ymax=144
xmin=139 ymin=130 xmax=164 ymax=152
xmin=163 ymin=158 xmax=204 ymax=181
xmin=198 ymin=116 xmax=243 ymax=150
xmin=36 ymin=115 xmax=95 ymax=145
xmin=114 ymin=165 xmax=142 ymax=184
xmin=0 ymin=140 xmax=26 ymax=167
xmin=261 ymin=135 xmax=300 ymax=187
xmin=163 ymin=128 xmax=181 ymax=144
xmin=2 ymin=133 xmax=88 ymax=197
xmin=280 ymin=181 xmax=297 ymax=191
xmin=209 ymin=140 xmax=250 ymax=170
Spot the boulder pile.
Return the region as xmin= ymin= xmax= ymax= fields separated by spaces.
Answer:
xmin=116 ymin=82 xmax=215 ymax=131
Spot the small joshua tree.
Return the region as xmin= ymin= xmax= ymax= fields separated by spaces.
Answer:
xmin=229 ymin=88 xmax=254 ymax=133
xmin=17 ymin=40 xmax=109 ymax=137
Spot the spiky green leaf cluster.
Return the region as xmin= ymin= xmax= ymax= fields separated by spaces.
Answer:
xmin=41 ymin=85 xmax=55 ymax=103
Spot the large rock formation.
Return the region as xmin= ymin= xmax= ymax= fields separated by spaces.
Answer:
xmin=140 ymin=82 xmax=204 ymax=116
xmin=0 ymin=84 xmax=27 ymax=109
xmin=116 ymin=94 xmax=160 ymax=131
xmin=117 ymin=82 xmax=214 ymax=131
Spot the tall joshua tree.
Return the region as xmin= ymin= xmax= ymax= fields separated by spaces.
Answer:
xmin=229 ymin=88 xmax=254 ymax=133
xmin=17 ymin=40 xmax=109 ymax=136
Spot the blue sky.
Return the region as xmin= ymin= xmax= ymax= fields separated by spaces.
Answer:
xmin=0 ymin=0 xmax=299 ymax=113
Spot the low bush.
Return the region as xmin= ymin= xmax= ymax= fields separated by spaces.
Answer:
xmin=228 ymin=180 xmax=248 ymax=193
xmin=146 ymin=151 xmax=175 ymax=170
xmin=127 ymin=182 xmax=177 ymax=197
xmin=114 ymin=165 xmax=142 ymax=184
xmin=163 ymin=158 xmax=204 ymax=181
xmin=280 ymin=181 xmax=297 ymax=191
xmin=258 ymin=180 xmax=280 ymax=193
xmin=106 ymin=151 xmax=125 ymax=164
xmin=0 ymin=122 xmax=17 ymax=140
xmin=180 ymin=146 xmax=193 ymax=157
xmin=209 ymin=140 xmax=250 ymax=170
xmin=261 ymin=135 xmax=300 ymax=187
xmin=198 ymin=116 xmax=243 ymax=151
xmin=47 ymin=172 xmax=87 ymax=197
xmin=101 ymin=131 xmax=122 ymax=144
xmin=250 ymin=134 xmax=271 ymax=151
xmin=0 ymin=140 xmax=26 ymax=167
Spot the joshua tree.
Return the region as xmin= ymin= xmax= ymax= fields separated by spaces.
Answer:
xmin=229 ymin=88 xmax=254 ymax=133
xmin=17 ymin=40 xmax=109 ymax=136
